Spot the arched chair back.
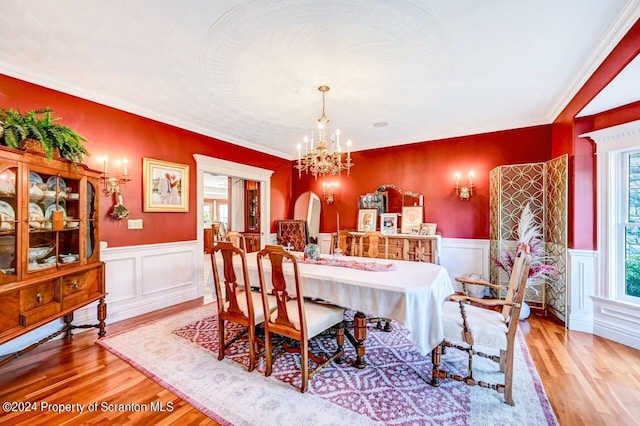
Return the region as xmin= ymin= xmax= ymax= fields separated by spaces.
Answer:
xmin=210 ymin=241 xmax=273 ymax=371
xmin=256 ymin=245 xmax=345 ymax=392
xmin=357 ymin=231 xmax=389 ymax=259
xmin=330 ymin=230 xmax=355 ymax=256
xmin=222 ymin=231 xmax=247 ymax=252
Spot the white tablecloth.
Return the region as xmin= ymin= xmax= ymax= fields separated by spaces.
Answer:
xmin=208 ymin=252 xmax=454 ymax=355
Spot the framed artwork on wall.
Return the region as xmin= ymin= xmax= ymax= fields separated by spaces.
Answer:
xmin=380 ymin=213 xmax=398 ymax=235
xmin=357 ymin=208 xmax=378 ymax=232
xmin=400 ymin=206 xmax=423 ymax=234
xmin=143 ymin=158 xmax=190 ymax=212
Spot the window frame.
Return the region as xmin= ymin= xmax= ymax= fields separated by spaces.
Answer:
xmin=618 ymin=150 xmax=640 ymax=303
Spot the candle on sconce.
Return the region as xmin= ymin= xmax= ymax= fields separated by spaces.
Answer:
xmin=469 ymin=171 xmax=474 ymax=186
xmin=123 ymin=158 xmax=129 ymax=176
xmin=455 ymin=172 xmax=460 ymax=189
xmin=347 ymin=139 xmax=352 ymax=162
xmin=103 ymin=156 xmax=109 ymax=175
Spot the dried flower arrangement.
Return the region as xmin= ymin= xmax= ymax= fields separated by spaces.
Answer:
xmin=492 ymin=203 xmax=558 ymax=291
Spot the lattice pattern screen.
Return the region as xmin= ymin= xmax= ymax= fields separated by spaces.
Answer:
xmin=489 ymin=155 xmax=567 ymax=321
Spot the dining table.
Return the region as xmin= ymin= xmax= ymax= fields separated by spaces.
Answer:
xmin=208 ymin=250 xmax=454 ymax=368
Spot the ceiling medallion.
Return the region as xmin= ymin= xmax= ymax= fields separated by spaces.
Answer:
xmin=295 ymin=85 xmax=353 ymax=179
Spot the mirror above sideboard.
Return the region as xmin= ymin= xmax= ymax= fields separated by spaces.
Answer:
xmin=357 ymin=184 xmax=423 ymax=215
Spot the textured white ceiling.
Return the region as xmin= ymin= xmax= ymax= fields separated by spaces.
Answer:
xmin=0 ymin=1 xmax=638 ymax=160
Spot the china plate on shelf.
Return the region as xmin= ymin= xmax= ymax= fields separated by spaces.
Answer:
xmin=47 ymin=176 xmax=67 ymax=190
xmin=45 ymin=204 xmax=66 ymax=220
xmin=0 ymin=169 xmax=16 ymax=194
xmin=29 ymin=203 xmax=45 ymax=228
xmin=0 ymin=201 xmax=15 ymax=231
xmin=30 ymin=172 xmax=43 ymax=184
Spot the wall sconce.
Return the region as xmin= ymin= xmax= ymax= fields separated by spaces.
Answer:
xmin=101 ymin=155 xmax=131 ymax=195
xmin=322 ymin=181 xmax=338 ymax=204
xmin=455 ymin=171 xmax=474 ymax=200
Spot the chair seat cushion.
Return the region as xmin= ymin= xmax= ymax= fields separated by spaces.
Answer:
xmin=441 ymin=301 xmax=508 ymax=349
xmin=225 ymin=290 xmax=276 ymax=323
xmin=270 ymin=300 xmax=344 ymax=338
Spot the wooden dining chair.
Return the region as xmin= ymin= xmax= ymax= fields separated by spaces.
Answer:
xmin=330 ymin=230 xmax=355 ymax=256
xmin=256 ymin=245 xmax=345 ymax=392
xmin=430 ymin=244 xmax=531 ymax=405
xmin=222 ymin=231 xmax=247 ymax=252
xmin=356 ymin=231 xmax=389 ymax=259
xmin=210 ymin=241 xmax=275 ymax=371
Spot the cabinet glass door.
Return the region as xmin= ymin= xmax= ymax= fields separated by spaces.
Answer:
xmin=28 ymin=171 xmax=80 ymax=272
xmin=0 ymin=167 xmax=17 ymax=281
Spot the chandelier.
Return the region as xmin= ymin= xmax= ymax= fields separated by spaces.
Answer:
xmin=295 ymin=85 xmax=353 ymax=179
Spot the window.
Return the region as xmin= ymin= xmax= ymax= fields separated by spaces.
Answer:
xmin=621 ymin=150 xmax=640 ymax=301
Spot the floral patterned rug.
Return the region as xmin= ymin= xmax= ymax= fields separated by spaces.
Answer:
xmin=98 ymin=304 xmax=558 ymax=425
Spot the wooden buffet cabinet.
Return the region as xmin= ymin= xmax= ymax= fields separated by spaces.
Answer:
xmin=0 ymin=147 xmax=105 ymax=367
xmin=350 ymin=232 xmax=439 ymax=264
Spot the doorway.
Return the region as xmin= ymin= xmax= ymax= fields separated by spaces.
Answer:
xmin=195 ymin=154 xmax=274 ymax=300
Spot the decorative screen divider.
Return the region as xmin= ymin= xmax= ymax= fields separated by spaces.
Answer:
xmin=489 ymin=155 xmax=568 ymax=322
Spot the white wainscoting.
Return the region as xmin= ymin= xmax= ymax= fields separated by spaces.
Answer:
xmin=567 ymin=249 xmax=596 ymax=333
xmin=0 ymin=240 xmax=202 ymax=357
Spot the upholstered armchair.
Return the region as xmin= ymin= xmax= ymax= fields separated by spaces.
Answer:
xmin=431 ymin=244 xmax=531 ymax=405
xmin=276 ymin=219 xmax=309 ymax=251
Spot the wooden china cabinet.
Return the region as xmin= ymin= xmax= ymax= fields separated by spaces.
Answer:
xmin=242 ymin=180 xmax=260 ymax=252
xmin=0 ymin=147 xmax=105 ymax=367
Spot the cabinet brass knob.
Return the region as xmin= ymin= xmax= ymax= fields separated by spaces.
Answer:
xmin=36 ymin=293 xmax=42 ymax=303
xmin=73 ymin=282 xmax=79 ymax=290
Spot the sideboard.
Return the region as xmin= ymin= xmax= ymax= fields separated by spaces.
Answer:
xmin=349 ymin=232 xmax=439 ymax=264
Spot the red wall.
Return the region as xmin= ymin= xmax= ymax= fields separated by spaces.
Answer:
xmin=552 ymin=19 xmax=640 ymax=250
xmin=292 ymin=125 xmax=552 ymax=239
xmin=0 ymin=74 xmax=293 ymax=247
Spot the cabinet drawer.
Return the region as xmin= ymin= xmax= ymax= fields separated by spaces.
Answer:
xmin=20 ymin=303 xmax=61 ymax=327
xmin=19 ymin=281 xmax=61 ymax=327
xmin=61 ymin=273 xmax=88 ymax=296
xmin=20 ymin=281 xmax=57 ymax=312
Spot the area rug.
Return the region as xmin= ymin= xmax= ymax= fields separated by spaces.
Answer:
xmin=97 ymin=304 xmax=558 ymax=426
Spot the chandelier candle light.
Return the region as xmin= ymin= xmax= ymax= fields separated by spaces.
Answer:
xmin=296 ymin=85 xmax=353 ymax=179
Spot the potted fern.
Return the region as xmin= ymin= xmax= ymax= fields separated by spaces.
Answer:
xmin=0 ymin=108 xmax=90 ymax=166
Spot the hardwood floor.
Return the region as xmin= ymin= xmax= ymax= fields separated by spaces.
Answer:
xmin=1 ymin=300 xmax=639 ymax=425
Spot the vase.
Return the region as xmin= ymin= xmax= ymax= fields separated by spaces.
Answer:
xmin=519 ymin=300 xmax=531 ymax=320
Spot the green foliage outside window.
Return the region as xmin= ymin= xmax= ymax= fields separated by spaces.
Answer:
xmin=625 ymin=255 xmax=640 ymax=297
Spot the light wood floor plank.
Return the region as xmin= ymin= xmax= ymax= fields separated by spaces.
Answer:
xmin=1 ymin=298 xmax=639 ymax=425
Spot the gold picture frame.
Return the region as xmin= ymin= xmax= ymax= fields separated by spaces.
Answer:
xmin=357 ymin=208 xmax=378 ymax=232
xmin=401 ymin=206 xmax=423 ymax=234
xmin=143 ymin=158 xmax=189 ymax=212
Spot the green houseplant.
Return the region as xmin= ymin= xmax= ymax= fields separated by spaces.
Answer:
xmin=0 ymin=108 xmax=90 ymax=166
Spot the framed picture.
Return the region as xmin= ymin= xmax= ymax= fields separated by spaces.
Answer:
xmin=401 ymin=206 xmax=423 ymax=234
xmin=421 ymin=222 xmax=437 ymax=236
xmin=143 ymin=158 xmax=190 ymax=212
xmin=380 ymin=213 xmax=398 ymax=235
xmin=357 ymin=208 xmax=378 ymax=232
